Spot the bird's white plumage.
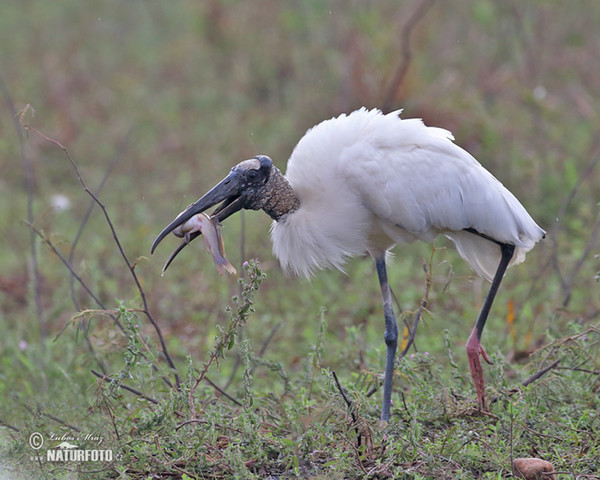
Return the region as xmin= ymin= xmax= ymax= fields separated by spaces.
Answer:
xmin=270 ymin=108 xmax=545 ymax=280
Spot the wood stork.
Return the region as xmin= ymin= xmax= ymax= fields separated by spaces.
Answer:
xmin=151 ymin=108 xmax=545 ymax=422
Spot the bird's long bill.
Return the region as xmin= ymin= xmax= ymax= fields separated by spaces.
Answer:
xmin=150 ymin=170 xmax=244 ymax=255
xmin=161 ymin=232 xmax=201 ymax=274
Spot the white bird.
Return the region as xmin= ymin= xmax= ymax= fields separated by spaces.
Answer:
xmin=152 ymin=108 xmax=545 ymax=422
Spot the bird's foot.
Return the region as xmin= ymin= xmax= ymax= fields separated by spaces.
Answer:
xmin=479 ymin=344 xmax=493 ymax=365
xmin=466 ymin=333 xmax=489 ymax=411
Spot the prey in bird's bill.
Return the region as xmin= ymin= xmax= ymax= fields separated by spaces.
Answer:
xmin=163 ymin=211 xmax=236 ymax=276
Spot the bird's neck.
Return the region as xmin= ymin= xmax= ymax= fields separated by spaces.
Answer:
xmin=260 ymin=167 xmax=300 ymax=221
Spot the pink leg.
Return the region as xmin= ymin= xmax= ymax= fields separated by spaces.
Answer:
xmin=466 ymin=327 xmax=493 ymax=410
xmin=462 ymin=242 xmax=515 ymax=410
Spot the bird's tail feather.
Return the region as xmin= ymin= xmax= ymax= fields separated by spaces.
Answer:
xmin=444 ymin=231 xmax=528 ymax=282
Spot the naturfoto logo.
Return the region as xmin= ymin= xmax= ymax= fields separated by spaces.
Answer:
xmin=28 ymin=432 xmax=114 ymax=463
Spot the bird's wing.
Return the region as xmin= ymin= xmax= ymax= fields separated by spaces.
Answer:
xmin=340 ymin=117 xmax=544 ymax=279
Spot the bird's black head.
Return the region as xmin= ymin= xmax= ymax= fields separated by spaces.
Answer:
xmin=151 ymin=155 xmax=274 ymax=256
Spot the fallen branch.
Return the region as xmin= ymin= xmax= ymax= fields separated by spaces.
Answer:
xmin=521 ymin=359 xmax=560 ymax=387
xmin=492 ymin=359 xmax=561 ymax=405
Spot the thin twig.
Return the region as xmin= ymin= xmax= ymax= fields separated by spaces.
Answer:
xmin=545 ymin=138 xmax=600 ymax=309
xmin=222 ymin=350 xmax=242 ymax=392
xmin=41 ymin=413 xmax=82 ymax=433
xmin=518 ymin=421 xmax=569 ymax=442
xmin=492 ymin=359 xmax=561 ymax=405
xmin=28 ymin=223 xmax=123 ymax=330
xmin=91 ymin=370 xmax=159 ymax=405
xmin=554 ymin=137 xmax=600 ymax=223
xmin=509 ymin=394 xmax=514 ymax=476
xmin=365 ymin=385 xmax=377 ymax=398
xmin=399 ymin=257 xmax=432 ymax=359
xmin=399 ymin=391 xmax=409 ymax=416
xmin=69 ymin=129 xmax=131 ymax=308
xmin=521 ymin=359 xmax=560 ymax=387
xmin=221 ymin=210 xmax=249 ymax=392
xmin=340 ymin=434 xmax=369 ymax=476
xmin=28 ymin=127 xmax=180 ymax=390
xmin=188 ymin=263 xmax=263 ymax=418
xmin=382 ymin=0 xmax=437 ymax=111
xmin=332 ymin=371 xmax=357 ymax=423
xmin=67 ymin=131 xmax=130 ymax=373
xmin=541 ymin=472 xmax=599 ymax=478
xmin=0 ymin=421 xmax=20 ymax=432
xmin=0 ymin=74 xmax=47 ymax=341
xmin=556 ymin=366 xmax=600 ymax=375
xmin=203 ymin=376 xmax=242 ymax=406
xmin=562 ymin=214 xmax=600 ymax=308
xmin=28 ymin=222 xmax=174 ymax=388
xmin=257 ymin=322 xmax=282 ymax=358
xmin=367 ymin=255 xmax=432 ymax=399
xmin=175 ymin=419 xmax=209 ymax=432
xmin=24 ymin=405 xmax=81 ymax=433
xmin=239 ymin=210 xmax=246 ymax=286
xmin=389 ymin=286 xmax=404 ymax=315
xmin=332 ymin=371 xmax=361 ymax=447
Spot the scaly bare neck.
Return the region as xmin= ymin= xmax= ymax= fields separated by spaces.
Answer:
xmin=260 ymin=167 xmax=300 ymax=221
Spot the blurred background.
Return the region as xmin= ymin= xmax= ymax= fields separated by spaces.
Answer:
xmin=0 ymin=0 xmax=598 ymax=442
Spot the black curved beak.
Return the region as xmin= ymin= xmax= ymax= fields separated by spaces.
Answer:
xmin=151 ymin=169 xmax=245 ymax=257
xmin=160 ymin=231 xmax=200 ymax=274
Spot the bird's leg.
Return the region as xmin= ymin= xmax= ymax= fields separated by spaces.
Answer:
xmin=374 ymin=254 xmax=398 ymax=423
xmin=466 ymin=243 xmax=515 ymax=410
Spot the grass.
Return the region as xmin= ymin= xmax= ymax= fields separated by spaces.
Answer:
xmin=1 ymin=1 xmax=599 ymax=478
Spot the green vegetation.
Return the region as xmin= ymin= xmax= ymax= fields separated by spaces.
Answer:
xmin=0 ymin=1 xmax=598 ymax=478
